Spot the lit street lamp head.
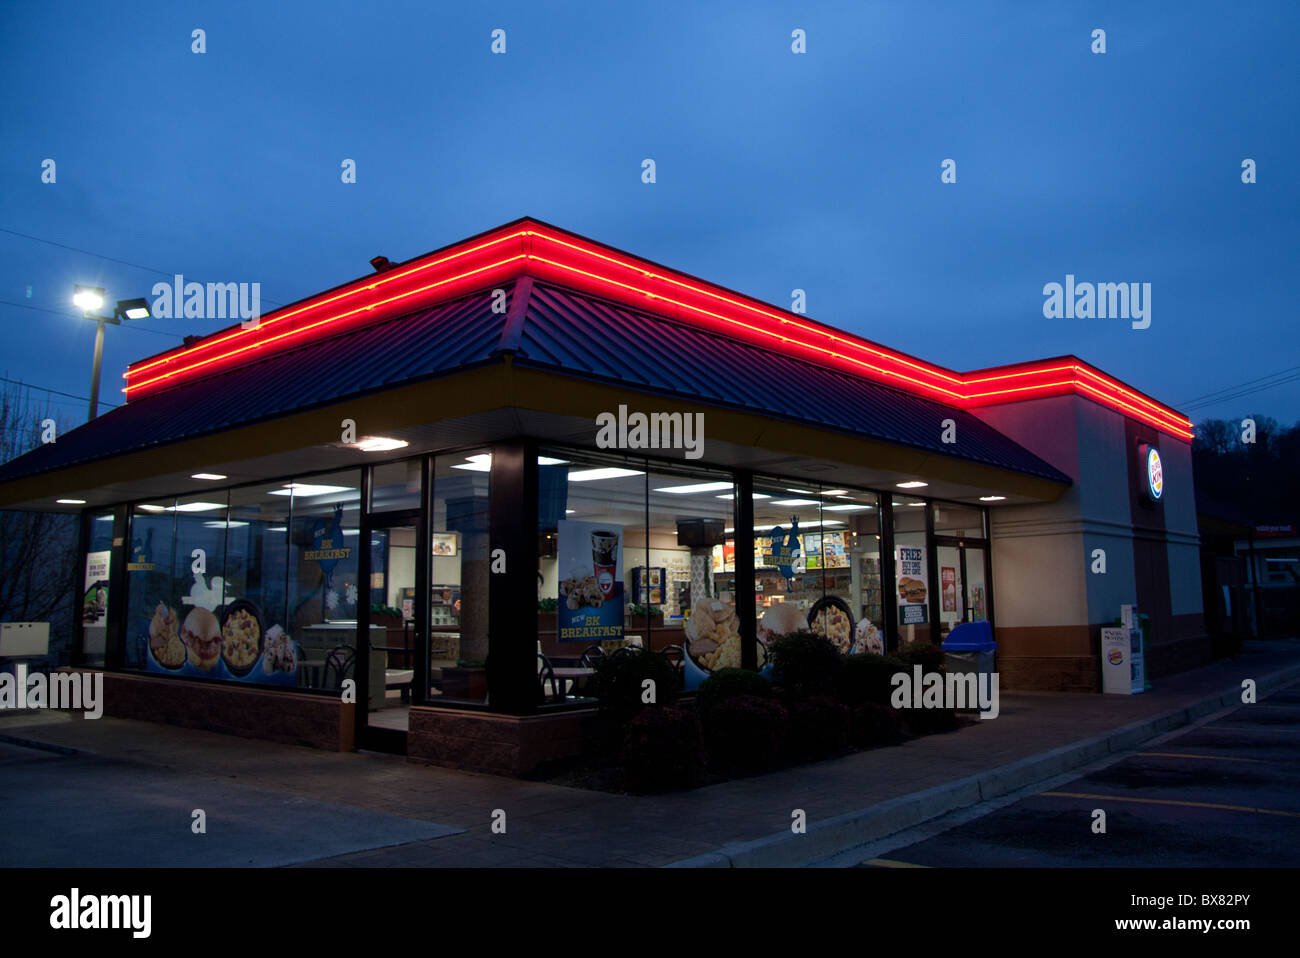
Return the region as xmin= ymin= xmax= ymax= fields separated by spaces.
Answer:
xmin=116 ymin=297 xmax=151 ymax=320
xmin=73 ymin=284 xmax=104 ymax=313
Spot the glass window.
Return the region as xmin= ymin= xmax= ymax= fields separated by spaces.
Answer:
xmin=429 ymin=450 xmax=490 ymax=704
xmin=820 ymin=488 xmax=884 ymax=655
xmin=753 ymin=479 xmax=826 ymax=644
xmin=933 ymin=502 xmax=985 ymax=538
xmin=82 ymin=512 xmax=115 ymax=666
xmin=371 ymin=457 xmax=423 ymax=513
xmin=536 ymin=448 xmax=646 ymax=704
xmin=892 ymin=495 xmax=931 ymax=646
xmin=286 ymin=472 xmax=362 ymax=691
xmin=648 ymin=463 xmax=734 ymax=679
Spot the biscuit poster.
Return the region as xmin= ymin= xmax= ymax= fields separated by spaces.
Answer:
xmin=557 ymin=519 xmax=625 ymax=643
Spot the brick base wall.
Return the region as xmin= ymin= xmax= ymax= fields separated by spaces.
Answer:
xmin=408 ymin=705 xmax=598 ymax=777
xmin=996 ymin=656 xmax=1100 ymax=692
xmin=74 ymin=669 xmax=355 ymax=751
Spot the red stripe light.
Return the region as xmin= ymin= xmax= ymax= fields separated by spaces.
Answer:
xmin=123 ymin=219 xmax=1194 ymax=440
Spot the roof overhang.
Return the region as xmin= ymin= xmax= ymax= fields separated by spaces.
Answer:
xmin=1 ymin=360 xmax=1069 ymax=512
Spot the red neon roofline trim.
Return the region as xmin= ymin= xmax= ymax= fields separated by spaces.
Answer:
xmin=122 ymin=217 xmax=1194 ymax=441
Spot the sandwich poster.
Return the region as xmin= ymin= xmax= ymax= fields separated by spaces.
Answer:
xmin=896 ymin=546 xmax=927 ymax=624
xmin=556 ymin=519 xmax=625 ymax=643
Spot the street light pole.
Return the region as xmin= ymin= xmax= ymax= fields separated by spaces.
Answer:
xmin=89 ymin=318 xmax=105 ymax=420
xmin=86 ymin=313 xmax=120 ymax=421
xmin=74 ymin=286 xmax=147 ymax=422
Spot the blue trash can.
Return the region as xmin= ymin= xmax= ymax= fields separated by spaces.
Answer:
xmin=941 ymin=621 xmax=996 ymax=710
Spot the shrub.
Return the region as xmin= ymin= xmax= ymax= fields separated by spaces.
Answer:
xmin=837 ymin=653 xmax=909 ymax=707
xmin=588 ymin=648 xmax=678 ymax=726
xmin=767 ymin=631 xmax=843 ymax=700
xmin=694 ymin=668 xmax=772 ymax=718
xmin=851 ymin=702 xmax=904 ymax=747
xmin=786 ymin=696 xmax=852 ymax=761
xmin=703 ymin=694 xmax=789 ymax=773
xmin=619 ymin=706 xmax=706 ymax=793
xmin=891 ymin=642 xmax=955 ymax=734
xmin=896 ymin=640 xmax=946 ymax=674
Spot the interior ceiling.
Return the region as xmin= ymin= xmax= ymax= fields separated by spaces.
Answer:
xmin=33 ymin=406 xmax=1039 ymax=516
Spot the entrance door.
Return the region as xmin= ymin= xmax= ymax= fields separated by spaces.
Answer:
xmin=934 ymin=538 xmax=991 ymax=641
xmin=359 ymin=516 xmax=424 ymax=752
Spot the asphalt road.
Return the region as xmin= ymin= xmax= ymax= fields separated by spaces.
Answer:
xmin=853 ymin=678 xmax=1300 ymax=868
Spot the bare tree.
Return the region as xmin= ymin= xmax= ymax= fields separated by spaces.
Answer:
xmin=0 ymin=382 xmax=80 ymax=661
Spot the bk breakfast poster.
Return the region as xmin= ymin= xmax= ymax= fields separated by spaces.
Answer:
xmin=556 ymin=519 xmax=625 ymax=643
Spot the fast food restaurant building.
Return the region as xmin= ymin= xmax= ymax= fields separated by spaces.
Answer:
xmin=0 ymin=218 xmax=1206 ymax=775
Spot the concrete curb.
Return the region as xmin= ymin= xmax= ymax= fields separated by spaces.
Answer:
xmin=665 ymin=658 xmax=1300 ymax=868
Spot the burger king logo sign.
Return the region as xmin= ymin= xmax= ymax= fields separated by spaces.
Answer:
xmin=1107 ymin=647 xmax=1125 ymax=665
xmin=1139 ymin=443 xmax=1163 ymax=502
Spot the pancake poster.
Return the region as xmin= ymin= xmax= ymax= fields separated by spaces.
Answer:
xmin=556 ymin=519 xmax=625 ymax=643
xmin=142 ymin=578 xmax=298 ymax=685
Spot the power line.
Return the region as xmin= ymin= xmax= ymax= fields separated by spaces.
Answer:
xmin=0 ymin=225 xmax=283 ymax=307
xmin=0 ymin=374 xmax=120 ymax=408
xmin=0 ymin=299 xmax=186 ymax=340
xmin=1181 ymin=372 xmax=1300 ymax=413
xmin=1178 ymin=363 xmax=1300 ymax=409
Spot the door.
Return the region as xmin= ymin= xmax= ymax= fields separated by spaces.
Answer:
xmin=359 ymin=515 xmax=424 ymax=752
xmin=933 ymin=538 xmax=991 ymax=641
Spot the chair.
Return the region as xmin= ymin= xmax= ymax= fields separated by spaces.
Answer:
xmin=322 ymin=645 xmax=356 ymax=691
xmin=537 ymin=652 xmax=563 ymax=703
xmin=579 ymin=645 xmax=606 ymax=669
xmin=661 ymin=644 xmax=685 ymax=669
xmin=610 ymin=645 xmax=640 ymax=660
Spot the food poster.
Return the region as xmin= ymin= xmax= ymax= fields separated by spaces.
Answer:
xmin=143 ymin=571 xmax=299 ymax=685
xmin=557 ymin=519 xmax=625 ymax=643
xmin=822 ymin=532 xmax=848 ymax=568
xmin=941 ymin=566 xmax=957 ymax=613
xmin=83 ymin=551 xmax=110 ymax=627
xmin=896 ymin=545 xmax=928 ymax=624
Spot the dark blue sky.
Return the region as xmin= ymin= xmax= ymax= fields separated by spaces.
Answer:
xmin=3 ymin=1 xmax=1297 ymax=428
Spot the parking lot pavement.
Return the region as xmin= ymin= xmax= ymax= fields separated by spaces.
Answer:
xmin=854 ymin=679 xmax=1300 ymax=868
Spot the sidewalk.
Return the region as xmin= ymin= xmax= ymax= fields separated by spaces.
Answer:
xmin=2 ymin=639 xmax=1298 ymax=868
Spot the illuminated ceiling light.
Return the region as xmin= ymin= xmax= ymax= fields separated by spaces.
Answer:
xmin=824 ymin=504 xmax=873 ymax=511
xmin=654 ymin=481 xmax=733 ymax=494
xmin=191 ymin=473 xmax=227 ymax=481
xmin=342 ymin=529 xmax=361 ymax=535
xmin=756 ymin=519 xmax=845 ymax=531
xmin=56 ymin=498 xmax=86 ymax=505
xmin=785 ymin=488 xmax=816 ymax=495
xmin=94 ymin=515 xmax=113 ymax=521
xmin=835 ymin=495 xmax=855 ymax=500
xmin=268 ymin=483 xmax=353 ymax=497
xmin=538 ymin=456 xmax=568 ymax=465
xmin=565 ymin=509 xmax=576 ymax=514
xmin=771 ymin=498 xmax=819 ymax=506
xmin=820 ymin=489 xmax=848 ymax=496
xmin=267 ymin=526 xmax=288 ymax=532
xmin=891 ymin=501 xmax=902 ymax=506
xmin=137 ymin=504 xmax=166 ymax=513
xmin=979 ymin=495 xmax=1007 ymax=502
xmin=896 ymin=481 xmax=928 ymax=489
xmin=203 ymin=520 xmax=249 ymax=528
xmin=166 ymin=501 xmax=226 ymax=513
xmin=73 ymin=285 xmax=104 ymax=312
xmin=353 ymin=437 xmax=409 ymax=452
xmin=907 ymin=501 xmax=926 ymax=507
xmin=451 ymin=457 xmax=491 ymax=471
xmin=568 ymin=467 xmax=644 ymax=482
xmin=716 ymin=492 xmax=772 ymax=499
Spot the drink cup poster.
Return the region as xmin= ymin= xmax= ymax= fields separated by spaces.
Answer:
xmin=557 ymin=519 xmax=625 ymax=643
